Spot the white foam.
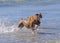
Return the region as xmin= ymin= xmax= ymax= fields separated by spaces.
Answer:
xmin=0 ymin=21 xmax=18 ymax=34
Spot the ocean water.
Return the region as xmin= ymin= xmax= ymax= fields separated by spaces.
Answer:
xmin=0 ymin=0 xmax=60 ymax=43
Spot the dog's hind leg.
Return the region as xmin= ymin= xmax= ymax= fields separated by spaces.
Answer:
xmin=18 ymin=22 xmax=24 ymax=29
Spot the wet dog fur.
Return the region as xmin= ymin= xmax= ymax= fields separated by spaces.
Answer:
xmin=18 ymin=13 xmax=42 ymax=31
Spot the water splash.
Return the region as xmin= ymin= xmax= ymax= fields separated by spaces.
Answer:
xmin=0 ymin=20 xmax=18 ymax=34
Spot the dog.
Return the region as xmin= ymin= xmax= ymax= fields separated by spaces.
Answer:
xmin=18 ymin=13 xmax=42 ymax=31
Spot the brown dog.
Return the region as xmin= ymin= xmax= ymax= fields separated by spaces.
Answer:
xmin=18 ymin=13 xmax=42 ymax=31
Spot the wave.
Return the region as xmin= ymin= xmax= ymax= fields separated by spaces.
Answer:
xmin=0 ymin=20 xmax=18 ymax=34
xmin=0 ymin=0 xmax=60 ymax=7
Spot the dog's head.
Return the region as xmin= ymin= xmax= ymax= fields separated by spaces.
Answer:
xmin=35 ymin=13 xmax=42 ymax=18
xmin=34 ymin=13 xmax=42 ymax=26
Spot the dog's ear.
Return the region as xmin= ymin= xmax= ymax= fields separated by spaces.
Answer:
xmin=35 ymin=13 xmax=42 ymax=18
xmin=35 ymin=14 xmax=39 ymax=16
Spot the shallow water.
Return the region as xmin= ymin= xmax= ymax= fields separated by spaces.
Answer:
xmin=0 ymin=0 xmax=60 ymax=43
xmin=0 ymin=28 xmax=60 ymax=43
